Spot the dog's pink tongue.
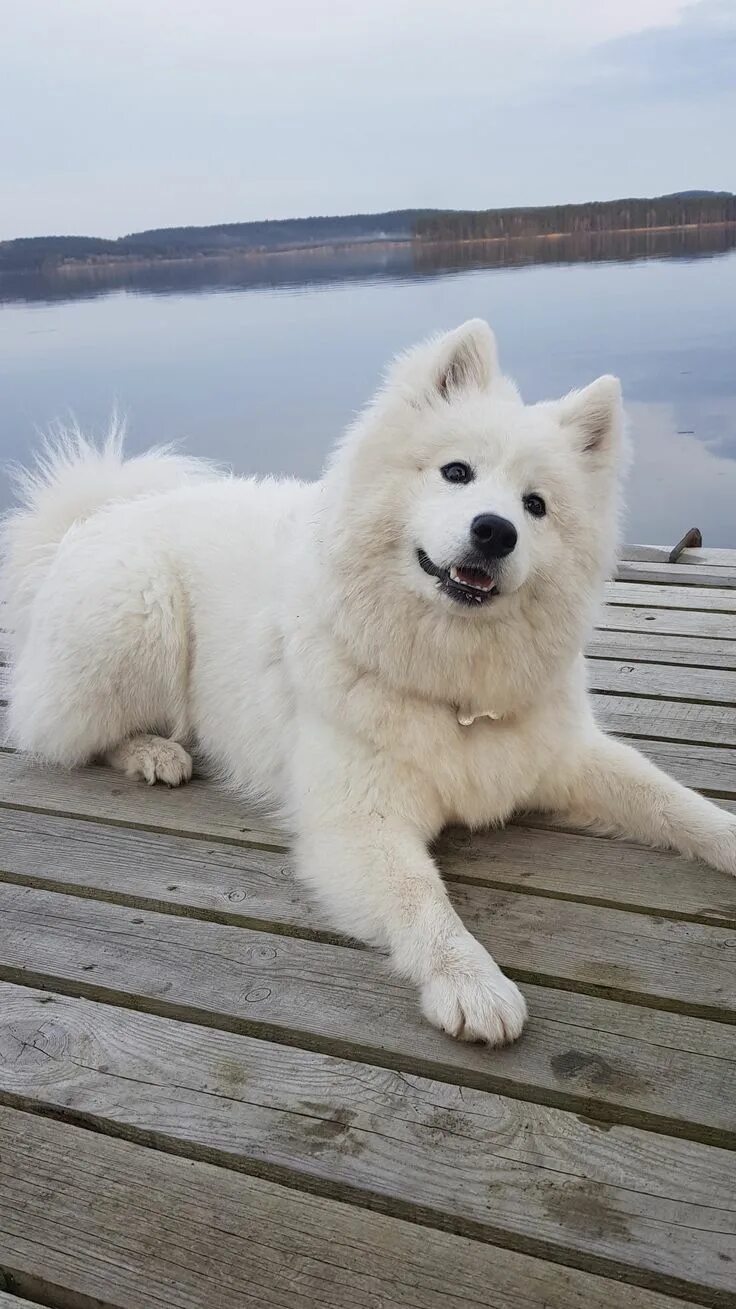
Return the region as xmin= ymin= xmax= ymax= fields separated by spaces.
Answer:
xmin=456 ymin=567 xmax=494 ymax=591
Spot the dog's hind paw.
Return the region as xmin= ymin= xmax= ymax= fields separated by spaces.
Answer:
xmin=420 ymin=935 xmax=527 ymax=1047
xmin=106 ymin=735 xmax=193 ymax=787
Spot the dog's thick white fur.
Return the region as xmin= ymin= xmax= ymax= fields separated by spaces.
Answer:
xmin=4 ymin=320 xmax=735 ymax=1046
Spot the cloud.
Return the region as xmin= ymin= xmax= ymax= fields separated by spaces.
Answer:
xmin=589 ymin=0 xmax=736 ymax=99
xmin=1 ymin=0 xmax=731 ymax=237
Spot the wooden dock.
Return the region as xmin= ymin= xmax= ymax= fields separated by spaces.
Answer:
xmin=0 ymin=545 xmax=735 ymax=1309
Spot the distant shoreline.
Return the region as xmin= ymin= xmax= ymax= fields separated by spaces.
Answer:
xmin=422 ymin=220 xmax=736 ymax=246
xmin=35 ymin=220 xmax=736 ymax=276
xmin=50 ymin=237 xmax=413 ymax=274
xmin=3 ymin=193 xmax=734 ymax=277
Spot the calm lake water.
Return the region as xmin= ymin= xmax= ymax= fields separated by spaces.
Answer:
xmin=1 ymin=228 xmax=735 ymax=546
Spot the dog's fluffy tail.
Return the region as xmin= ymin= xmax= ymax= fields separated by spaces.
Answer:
xmin=1 ymin=418 xmax=214 ymax=649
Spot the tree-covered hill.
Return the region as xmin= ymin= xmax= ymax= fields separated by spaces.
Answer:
xmin=1 ymin=193 xmax=733 ymax=273
xmin=0 ymin=210 xmax=438 ymax=272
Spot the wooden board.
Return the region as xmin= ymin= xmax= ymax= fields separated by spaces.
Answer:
xmin=597 ymin=605 xmax=736 ymax=639
xmin=592 ymin=693 xmax=736 ymax=746
xmin=1 ymin=871 xmax=733 ymax=1023
xmin=617 ymin=560 xmax=736 ymax=587
xmin=604 ymin=582 xmax=736 ymax=612
xmin=588 ymin=629 xmax=736 ymax=670
xmin=2 ymin=720 xmax=736 ymax=874
xmin=1 ymin=985 xmax=734 ymax=1304
xmin=3 ymin=802 xmax=734 ymax=930
xmin=0 ymin=750 xmax=285 ymax=849
xmin=635 ymin=739 xmax=736 ymax=797
xmin=620 ymin=546 xmax=736 ymax=568
xmin=440 ymin=822 xmax=736 ymax=924
xmin=588 ymin=658 xmax=736 ymax=703
xmin=1 ymin=889 xmax=735 ymax=1145
xmin=5 ymin=1105 xmax=686 ymax=1309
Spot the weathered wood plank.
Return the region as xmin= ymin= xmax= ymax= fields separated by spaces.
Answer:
xmin=0 ymin=753 xmax=728 ymax=926
xmin=621 ymin=546 xmax=736 ymax=568
xmin=440 ymin=823 xmax=736 ymax=925
xmin=0 ymin=751 xmax=286 ymax=849
xmin=4 ymin=1105 xmax=672 ymax=1309
xmin=449 ymin=880 xmax=736 ymax=1014
xmin=1 ymin=986 xmax=733 ymax=1304
xmin=0 ymin=807 xmax=316 ymax=931
xmin=3 ymin=731 xmax=736 ymax=870
xmin=588 ymin=629 xmax=736 ymax=669
xmin=2 ymin=790 xmax=736 ymax=941
xmin=4 ymin=804 xmax=734 ymax=933
xmin=0 ymin=1295 xmax=40 ymax=1309
xmin=593 ymin=693 xmax=736 ymax=746
xmin=1 ymin=872 xmax=733 ymax=1021
xmin=604 ymin=582 xmax=736 ymax=612
xmin=0 ymin=887 xmax=734 ymax=1142
xmin=3 ymin=808 xmax=736 ymax=1128
xmin=676 ymin=547 xmax=736 ymax=568
xmin=620 ymin=545 xmax=686 ymax=563
xmin=597 ymin=605 xmax=736 ymax=638
xmin=635 ymin=739 xmax=736 ymax=796
xmin=588 ymin=658 xmax=736 ymax=704
xmin=617 ymin=561 xmax=736 ymax=587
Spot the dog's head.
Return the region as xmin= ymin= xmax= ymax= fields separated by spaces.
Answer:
xmin=328 ymin=319 xmax=625 ymax=619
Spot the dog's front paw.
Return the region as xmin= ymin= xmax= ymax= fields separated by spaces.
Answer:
xmin=420 ymin=935 xmax=527 ymax=1047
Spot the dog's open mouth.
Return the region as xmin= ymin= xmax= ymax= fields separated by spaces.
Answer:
xmin=417 ymin=548 xmax=497 ymax=606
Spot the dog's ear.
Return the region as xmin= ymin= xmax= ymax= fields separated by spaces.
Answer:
xmin=387 ymin=319 xmax=499 ymax=406
xmin=430 ymin=320 xmax=499 ymax=399
xmin=558 ymin=376 xmax=623 ymax=462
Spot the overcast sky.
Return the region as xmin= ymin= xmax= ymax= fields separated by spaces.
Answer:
xmin=1 ymin=0 xmax=734 ymax=240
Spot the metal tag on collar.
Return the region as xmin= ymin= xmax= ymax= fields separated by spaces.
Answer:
xmin=457 ymin=708 xmax=501 ymax=727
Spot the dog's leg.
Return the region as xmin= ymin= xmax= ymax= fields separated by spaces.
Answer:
xmin=295 ymin=813 xmax=527 ymax=1045
xmin=532 ymin=730 xmax=736 ymax=875
xmin=105 ymin=734 xmax=193 ymax=787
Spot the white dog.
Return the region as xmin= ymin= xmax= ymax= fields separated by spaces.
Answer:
xmin=3 ymin=320 xmax=734 ymax=1046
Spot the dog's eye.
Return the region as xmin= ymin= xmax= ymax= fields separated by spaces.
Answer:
xmin=440 ymin=462 xmax=474 ymax=485
xmin=524 ymin=493 xmax=546 ymax=518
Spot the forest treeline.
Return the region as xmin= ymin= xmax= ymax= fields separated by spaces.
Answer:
xmin=1 ymin=193 xmax=733 ymax=273
xmin=0 ymin=211 xmax=433 ymax=273
xmin=415 ymin=192 xmax=736 ymax=242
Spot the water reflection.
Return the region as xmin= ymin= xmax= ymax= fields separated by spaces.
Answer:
xmin=625 ymin=401 xmax=736 ymax=545
xmin=413 ymin=224 xmax=736 ymax=275
xmin=1 ymin=228 xmax=735 ymax=545
xmin=1 ymin=224 xmax=735 ymax=306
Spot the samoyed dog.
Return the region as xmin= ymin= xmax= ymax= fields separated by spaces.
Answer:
xmin=4 ymin=319 xmax=735 ymax=1047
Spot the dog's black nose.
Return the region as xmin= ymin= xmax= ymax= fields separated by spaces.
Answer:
xmin=471 ymin=513 xmax=518 ymax=558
